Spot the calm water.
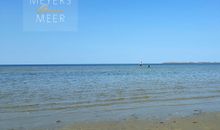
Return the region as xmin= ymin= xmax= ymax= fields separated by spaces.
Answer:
xmin=1 ymin=64 xmax=220 ymax=129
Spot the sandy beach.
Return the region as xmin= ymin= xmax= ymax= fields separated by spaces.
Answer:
xmin=61 ymin=112 xmax=220 ymax=130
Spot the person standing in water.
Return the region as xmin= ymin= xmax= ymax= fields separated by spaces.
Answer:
xmin=140 ymin=61 xmax=143 ymax=66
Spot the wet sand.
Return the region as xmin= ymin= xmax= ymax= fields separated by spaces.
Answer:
xmin=60 ymin=112 xmax=220 ymax=130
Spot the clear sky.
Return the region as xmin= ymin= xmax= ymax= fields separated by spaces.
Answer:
xmin=0 ymin=0 xmax=220 ymax=64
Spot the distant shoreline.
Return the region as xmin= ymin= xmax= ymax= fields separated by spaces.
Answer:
xmin=163 ymin=62 xmax=220 ymax=64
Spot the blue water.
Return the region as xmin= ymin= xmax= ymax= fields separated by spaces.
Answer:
xmin=0 ymin=64 xmax=220 ymax=130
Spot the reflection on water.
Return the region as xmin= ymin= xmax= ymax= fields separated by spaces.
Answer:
xmin=0 ymin=64 xmax=220 ymax=129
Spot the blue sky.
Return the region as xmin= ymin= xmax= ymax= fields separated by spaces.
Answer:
xmin=0 ymin=0 xmax=220 ymax=64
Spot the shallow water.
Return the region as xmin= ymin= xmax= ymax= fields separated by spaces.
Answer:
xmin=0 ymin=64 xmax=220 ymax=129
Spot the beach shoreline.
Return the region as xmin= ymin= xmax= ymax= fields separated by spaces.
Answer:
xmin=1 ymin=65 xmax=220 ymax=130
xmin=60 ymin=112 xmax=220 ymax=130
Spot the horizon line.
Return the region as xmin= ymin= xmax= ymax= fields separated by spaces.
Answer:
xmin=0 ymin=62 xmax=220 ymax=66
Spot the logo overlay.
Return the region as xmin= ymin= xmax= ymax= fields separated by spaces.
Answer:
xmin=23 ymin=0 xmax=78 ymax=31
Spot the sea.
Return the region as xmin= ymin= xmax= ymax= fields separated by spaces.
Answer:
xmin=0 ymin=64 xmax=220 ymax=130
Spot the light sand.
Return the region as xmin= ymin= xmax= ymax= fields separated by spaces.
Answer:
xmin=60 ymin=112 xmax=220 ymax=130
